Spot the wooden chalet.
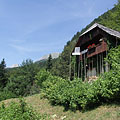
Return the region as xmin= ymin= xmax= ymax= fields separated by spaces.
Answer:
xmin=72 ymin=23 xmax=120 ymax=81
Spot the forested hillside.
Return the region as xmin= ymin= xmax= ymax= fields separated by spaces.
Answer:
xmin=51 ymin=2 xmax=120 ymax=79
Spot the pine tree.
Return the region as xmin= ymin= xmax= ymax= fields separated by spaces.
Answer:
xmin=46 ymin=54 xmax=52 ymax=71
xmin=0 ymin=59 xmax=7 ymax=89
xmin=118 ymin=0 xmax=120 ymax=4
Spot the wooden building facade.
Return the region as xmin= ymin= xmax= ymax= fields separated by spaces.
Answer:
xmin=72 ymin=23 xmax=120 ymax=81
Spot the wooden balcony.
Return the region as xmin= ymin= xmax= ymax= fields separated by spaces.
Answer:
xmin=87 ymin=41 xmax=107 ymax=58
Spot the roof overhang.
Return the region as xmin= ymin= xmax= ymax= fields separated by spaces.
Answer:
xmin=72 ymin=23 xmax=120 ymax=55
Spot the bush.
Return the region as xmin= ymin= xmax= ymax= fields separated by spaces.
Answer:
xmin=39 ymin=70 xmax=120 ymax=110
xmin=41 ymin=71 xmax=120 ymax=110
xmin=97 ymin=70 xmax=120 ymax=101
xmin=106 ymin=46 xmax=120 ymax=70
xmin=0 ymin=99 xmax=49 ymax=120
xmin=0 ymin=91 xmax=16 ymax=101
xmin=42 ymin=75 xmax=70 ymax=105
xmin=35 ymin=69 xmax=51 ymax=88
xmin=42 ymin=75 xmax=90 ymax=110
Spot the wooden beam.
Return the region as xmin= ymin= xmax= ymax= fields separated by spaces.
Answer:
xmin=69 ymin=54 xmax=71 ymax=80
xmin=81 ymin=54 xmax=82 ymax=79
xmin=74 ymin=61 xmax=75 ymax=79
xmin=97 ymin=54 xmax=99 ymax=76
xmin=78 ymin=56 xmax=80 ymax=78
xmin=84 ymin=53 xmax=86 ymax=80
xmin=100 ymin=53 xmax=101 ymax=74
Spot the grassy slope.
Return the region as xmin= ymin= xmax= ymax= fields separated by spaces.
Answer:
xmin=1 ymin=94 xmax=120 ymax=120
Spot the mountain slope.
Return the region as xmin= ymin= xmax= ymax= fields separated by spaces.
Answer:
xmin=38 ymin=53 xmax=60 ymax=61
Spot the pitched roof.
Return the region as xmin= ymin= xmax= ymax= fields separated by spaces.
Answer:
xmin=80 ymin=23 xmax=120 ymax=38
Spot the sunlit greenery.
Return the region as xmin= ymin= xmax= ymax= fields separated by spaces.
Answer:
xmin=0 ymin=3 xmax=120 ymax=120
xmin=0 ymin=99 xmax=49 ymax=120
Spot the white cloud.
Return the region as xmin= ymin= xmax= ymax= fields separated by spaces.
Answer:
xmin=9 ymin=42 xmax=62 ymax=53
xmin=9 ymin=44 xmax=34 ymax=52
xmin=10 ymin=39 xmax=26 ymax=44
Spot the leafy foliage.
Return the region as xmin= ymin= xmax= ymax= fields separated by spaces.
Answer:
xmin=105 ymin=46 xmax=120 ymax=70
xmin=118 ymin=0 xmax=120 ymax=4
xmin=0 ymin=99 xmax=49 ymax=120
xmin=35 ymin=69 xmax=51 ymax=88
xmin=5 ymin=59 xmax=40 ymax=97
xmin=0 ymin=91 xmax=16 ymax=101
xmin=39 ymin=72 xmax=120 ymax=110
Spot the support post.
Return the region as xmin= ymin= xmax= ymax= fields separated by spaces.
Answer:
xmin=116 ymin=37 xmax=118 ymax=47
xmin=69 ymin=54 xmax=71 ymax=80
xmin=89 ymin=58 xmax=91 ymax=77
xmin=78 ymin=56 xmax=80 ymax=78
xmin=74 ymin=60 xmax=75 ymax=79
xmin=92 ymin=57 xmax=93 ymax=77
xmin=84 ymin=53 xmax=86 ymax=80
xmin=97 ymin=54 xmax=99 ymax=76
xmin=100 ymin=53 xmax=101 ymax=74
xmin=101 ymin=52 xmax=104 ymax=73
xmin=105 ymin=50 xmax=109 ymax=72
xmin=81 ymin=55 xmax=82 ymax=80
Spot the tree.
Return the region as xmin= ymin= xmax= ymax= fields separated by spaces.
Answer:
xmin=0 ymin=59 xmax=7 ymax=89
xmin=6 ymin=59 xmax=39 ymax=96
xmin=118 ymin=0 xmax=120 ymax=4
xmin=46 ymin=54 xmax=52 ymax=71
xmin=51 ymin=39 xmax=77 ymax=79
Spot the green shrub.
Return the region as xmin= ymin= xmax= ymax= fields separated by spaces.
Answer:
xmin=35 ymin=69 xmax=51 ymax=88
xmin=98 ymin=70 xmax=120 ymax=101
xmin=42 ymin=76 xmax=90 ymax=110
xmin=42 ymin=75 xmax=69 ymax=102
xmin=0 ymin=99 xmax=49 ymax=120
xmin=41 ymin=70 xmax=120 ymax=110
xmin=0 ymin=91 xmax=16 ymax=101
xmin=106 ymin=46 xmax=120 ymax=70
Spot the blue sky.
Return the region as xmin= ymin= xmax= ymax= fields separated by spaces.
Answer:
xmin=0 ymin=0 xmax=117 ymax=67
